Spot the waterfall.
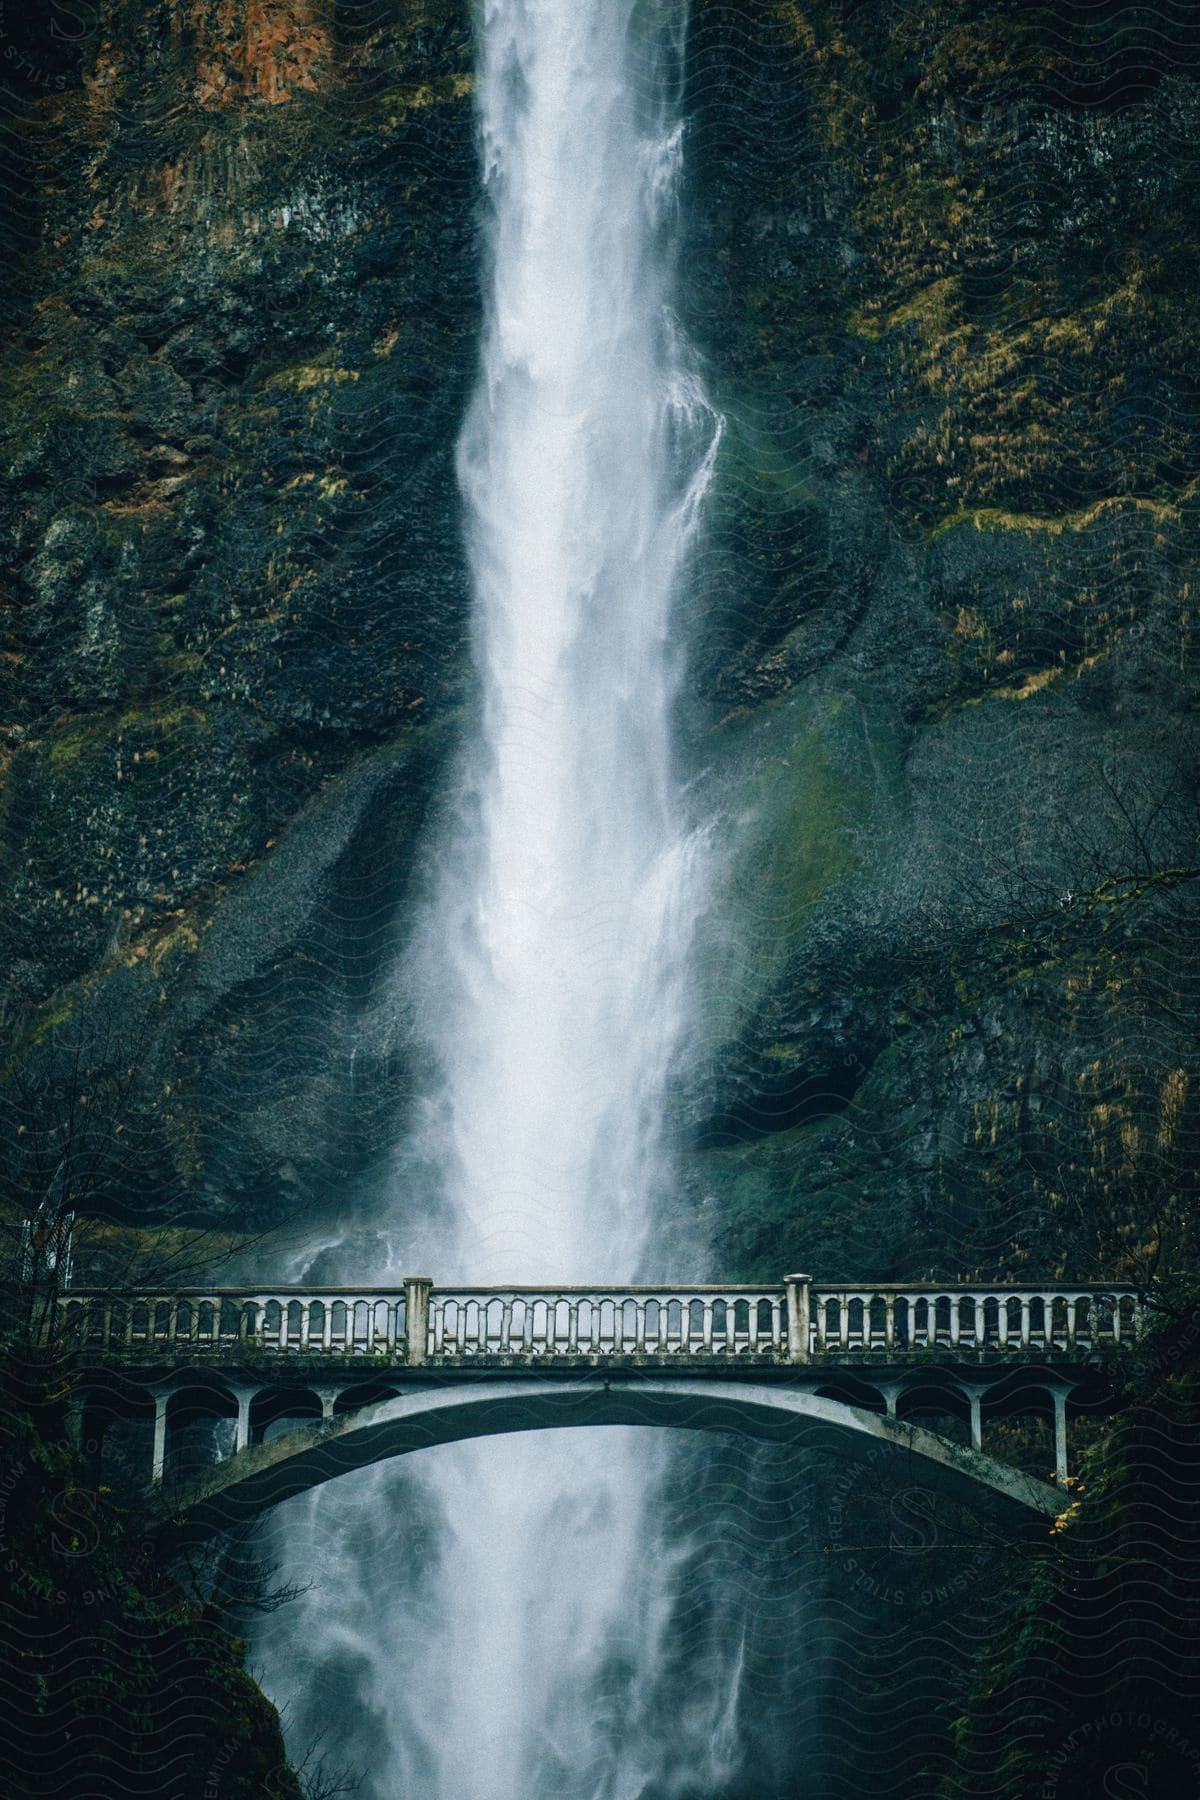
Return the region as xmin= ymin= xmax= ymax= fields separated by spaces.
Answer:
xmin=255 ymin=3 xmax=723 ymax=1793
xmin=425 ymin=0 xmax=717 ymax=1284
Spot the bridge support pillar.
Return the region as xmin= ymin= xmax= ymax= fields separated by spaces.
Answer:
xmin=151 ymin=1392 xmax=168 ymax=1485
xmin=234 ymin=1390 xmax=253 ymax=1455
xmin=1053 ymin=1386 xmax=1069 ymax=1486
xmin=785 ymin=1274 xmax=811 ymax=1364
xmin=968 ymin=1391 xmax=983 ymax=1454
xmin=316 ymin=1389 xmax=337 ymax=1422
xmin=406 ymin=1277 xmax=432 ymax=1367
xmin=64 ymin=1391 xmax=85 ymax=1452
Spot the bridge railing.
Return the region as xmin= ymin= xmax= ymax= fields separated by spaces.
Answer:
xmin=52 ymin=1290 xmax=410 ymax=1357
xmin=48 ymin=1279 xmax=1143 ymax=1362
xmin=428 ymin=1287 xmax=787 ymax=1358
xmin=810 ymin=1285 xmax=1142 ymax=1355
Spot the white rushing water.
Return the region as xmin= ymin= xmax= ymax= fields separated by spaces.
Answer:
xmin=257 ymin=4 xmax=723 ymax=1794
xmin=428 ymin=0 xmax=717 ymax=1282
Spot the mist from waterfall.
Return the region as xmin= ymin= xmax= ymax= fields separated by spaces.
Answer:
xmin=255 ymin=3 xmax=726 ymax=1794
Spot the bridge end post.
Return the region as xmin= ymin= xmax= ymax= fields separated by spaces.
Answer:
xmin=405 ymin=1278 xmax=432 ymax=1367
xmin=785 ymin=1275 xmax=811 ymax=1365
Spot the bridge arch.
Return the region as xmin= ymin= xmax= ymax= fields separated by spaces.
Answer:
xmin=159 ymin=1376 xmax=1062 ymax=1547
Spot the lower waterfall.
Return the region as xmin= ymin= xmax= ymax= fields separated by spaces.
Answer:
xmin=254 ymin=3 xmax=725 ymax=1793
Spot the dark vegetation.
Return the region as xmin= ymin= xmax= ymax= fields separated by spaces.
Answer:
xmin=0 ymin=1349 xmax=304 ymax=1800
xmin=942 ymin=1285 xmax=1200 ymax=1800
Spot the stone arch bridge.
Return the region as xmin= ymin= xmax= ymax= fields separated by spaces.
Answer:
xmin=53 ymin=1276 xmax=1143 ymax=1544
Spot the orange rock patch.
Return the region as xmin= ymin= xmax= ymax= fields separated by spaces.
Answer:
xmin=194 ymin=0 xmax=335 ymax=106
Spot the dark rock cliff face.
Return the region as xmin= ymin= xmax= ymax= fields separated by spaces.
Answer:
xmin=4 ymin=2 xmax=1195 ymax=1281
xmin=679 ymin=0 xmax=1200 ymax=1297
xmin=1 ymin=0 xmax=479 ymax=1235
xmin=1 ymin=4 xmax=1198 ymax=1797
xmin=668 ymin=8 xmax=1200 ymax=1794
